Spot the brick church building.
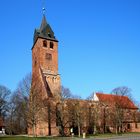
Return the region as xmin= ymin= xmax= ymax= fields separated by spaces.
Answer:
xmin=28 ymin=15 xmax=140 ymax=136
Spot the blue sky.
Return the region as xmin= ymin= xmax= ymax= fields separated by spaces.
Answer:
xmin=0 ymin=0 xmax=140 ymax=102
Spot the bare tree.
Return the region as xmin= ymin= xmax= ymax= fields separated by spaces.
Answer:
xmin=56 ymin=101 xmax=69 ymax=136
xmin=55 ymin=86 xmax=73 ymax=136
xmin=5 ymin=95 xmax=16 ymax=135
xmin=0 ymin=85 xmax=11 ymax=118
xmin=5 ymin=73 xmax=31 ymax=135
xmin=55 ymin=86 xmax=82 ymax=136
xmin=8 ymin=73 xmax=42 ymax=137
xmin=5 ymin=92 xmax=28 ymax=134
xmin=111 ymin=86 xmax=132 ymax=97
xmin=87 ymin=93 xmax=101 ymax=134
xmin=111 ymin=86 xmax=132 ymax=134
xmin=28 ymin=81 xmax=43 ymax=137
xmin=0 ymin=84 xmax=11 ymax=135
xmin=61 ymin=86 xmax=73 ymax=99
xmin=73 ymin=100 xmax=83 ymax=137
xmin=17 ymin=73 xmax=32 ymax=97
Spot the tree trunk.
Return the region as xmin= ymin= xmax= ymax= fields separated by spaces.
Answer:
xmin=94 ymin=125 xmax=97 ymax=134
xmin=32 ymin=123 xmax=36 ymax=139
xmin=116 ymin=124 xmax=118 ymax=134
xmin=77 ymin=116 xmax=81 ymax=137
xmin=78 ymin=123 xmax=81 ymax=137
xmin=32 ymin=124 xmax=37 ymax=139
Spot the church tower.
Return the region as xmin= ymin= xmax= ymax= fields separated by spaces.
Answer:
xmin=32 ymin=15 xmax=61 ymax=99
xmin=29 ymin=15 xmax=61 ymax=136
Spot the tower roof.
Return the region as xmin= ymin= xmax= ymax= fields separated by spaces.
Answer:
xmin=40 ymin=15 xmax=48 ymax=31
xmin=33 ymin=15 xmax=57 ymax=44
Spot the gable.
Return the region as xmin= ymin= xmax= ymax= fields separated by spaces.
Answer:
xmin=95 ymin=93 xmax=138 ymax=109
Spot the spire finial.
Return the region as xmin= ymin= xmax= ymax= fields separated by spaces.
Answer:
xmin=42 ymin=7 xmax=46 ymax=15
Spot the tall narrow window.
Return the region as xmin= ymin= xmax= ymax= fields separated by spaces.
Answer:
xmin=50 ymin=42 xmax=54 ymax=49
xmin=43 ymin=40 xmax=47 ymax=47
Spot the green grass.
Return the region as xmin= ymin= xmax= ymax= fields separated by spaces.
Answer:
xmin=0 ymin=136 xmax=34 ymax=140
xmin=0 ymin=136 xmax=28 ymax=140
xmin=0 ymin=136 xmax=76 ymax=140
xmin=87 ymin=132 xmax=140 ymax=138
xmin=1 ymin=133 xmax=140 ymax=140
xmin=0 ymin=136 xmax=53 ymax=140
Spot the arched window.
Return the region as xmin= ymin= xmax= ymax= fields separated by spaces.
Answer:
xmin=50 ymin=42 xmax=54 ymax=49
xmin=43 ymin=40 xmax=47 ymax=47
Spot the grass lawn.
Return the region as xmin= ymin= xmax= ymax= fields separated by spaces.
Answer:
xmin=1 ymin=133 xmax=140 ymax=140
xmin=0 ymin=136 xmax=75 ymax=140
xmin=0 ymin=136 xmax=53 ymax=140
xmin=0 ymin=136 xmax=37 ymax=140
xmin=88 ymin=132 xmax=140 ymax=139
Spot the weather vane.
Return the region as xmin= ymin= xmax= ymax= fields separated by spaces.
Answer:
xmin=42 ymin=7 xmax=46 ymax=15
xmin=42 ymin=0 xmax=46 ymax=15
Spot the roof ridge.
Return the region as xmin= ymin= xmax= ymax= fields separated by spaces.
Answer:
xmin=96 ymin=92 xmax=128 ymax=98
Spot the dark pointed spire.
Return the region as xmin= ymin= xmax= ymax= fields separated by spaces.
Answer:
xmin=40 ymin=15 xmax=47 ymax=32
xmin=33 ymin=15 xmax=58 ymax=44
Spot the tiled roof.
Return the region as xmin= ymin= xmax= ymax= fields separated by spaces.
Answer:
xmin=96 ymin=93 xmax=138 ymax=109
